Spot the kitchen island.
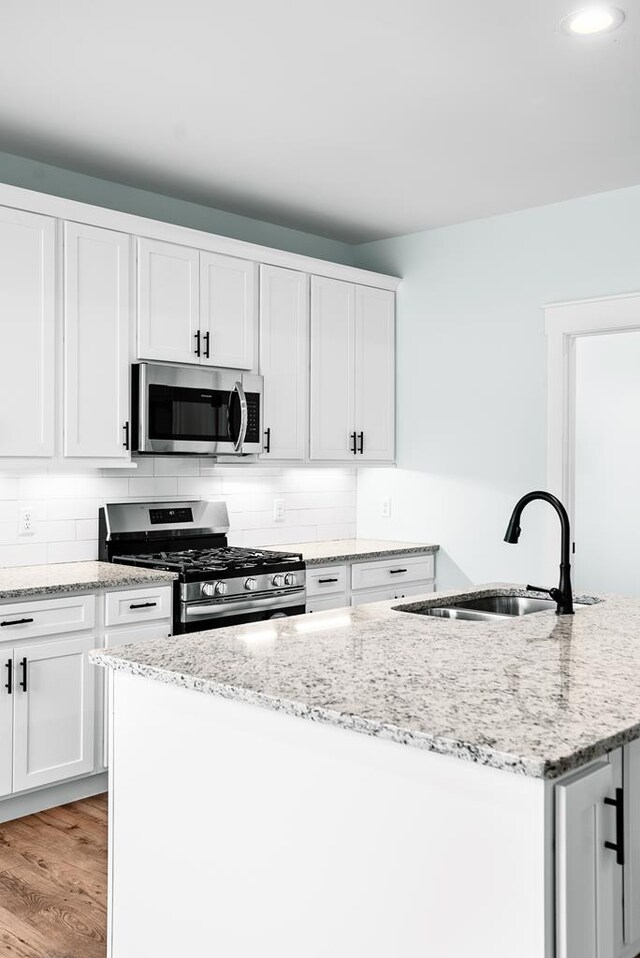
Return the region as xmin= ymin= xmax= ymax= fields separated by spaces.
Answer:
xmin=93 ymin=584 xmax=640 ymax=958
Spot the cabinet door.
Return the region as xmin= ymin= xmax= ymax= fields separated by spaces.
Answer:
xmin=0 ymin=650 xmax=12 ymax=797
xmin=354 ymin=286 xmax=395 ymax=461
xmin=137 ymin=238 xmax=200 ymax=364
xmin=623 ymin=740 xmax=640 ymax=951
xmin=64 ymin=222 xmax=131 ymax=458
xmin=260 ymin=265 xmax=309 ymax=459
xmin=310 ymin=276 xmax=355 ymax=460
xmin=200 ymin=252 xmax=256 ymax=370
xmin=556 ymin=760 xmax=616 ymax=958
xmin=0 ymin=206 xmax=55 ymax=456
xmin=12 ymin=635 xmax=96 ymax=793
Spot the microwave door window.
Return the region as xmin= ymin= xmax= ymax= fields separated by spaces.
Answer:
xmin=148 ymin=385 xmax=229 ymax=442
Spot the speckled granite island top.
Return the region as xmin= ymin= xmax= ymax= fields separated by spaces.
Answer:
xmin=91 ymin=582 xmax=640 ymax=780
xmin=0 ymin=560 xmax=177 ymax=600
xmin=267 ymin=538 xmax=439 ymax=565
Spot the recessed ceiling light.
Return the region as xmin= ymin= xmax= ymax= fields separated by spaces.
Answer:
xmin=561 ymin=5 xmax=625 ymax=35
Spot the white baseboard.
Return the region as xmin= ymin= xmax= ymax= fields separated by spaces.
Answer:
xmin=0 ymin=772 xmax=108 ymax=823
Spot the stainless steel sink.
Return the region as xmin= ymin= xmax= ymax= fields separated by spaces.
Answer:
xmin=395 ymin=592 xmax=588 ymax=622
xmin=446 ymin=595 xmax=559 ymax=616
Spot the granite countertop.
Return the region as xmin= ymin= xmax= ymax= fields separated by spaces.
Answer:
xmin=269 ymin=538 xmax=439 ymax=565
xmin=0 ymin=561 xmax=177 ymax=601
xmin=91 ymin=582 xmax=640 ymax=780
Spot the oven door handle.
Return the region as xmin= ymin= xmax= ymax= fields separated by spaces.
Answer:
xmin=230 ymin=380 xmax=248 ymax=453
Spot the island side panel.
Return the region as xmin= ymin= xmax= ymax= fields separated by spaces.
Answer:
xmin=108 ymin=671 xmax=550 ymax=958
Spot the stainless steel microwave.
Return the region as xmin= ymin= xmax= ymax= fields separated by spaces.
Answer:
xmin=132 ymin=363 xmax=263 ymax=456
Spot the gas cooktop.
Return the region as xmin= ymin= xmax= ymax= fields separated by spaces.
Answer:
xmin=114 ymin=546 xmax=303 ymax=578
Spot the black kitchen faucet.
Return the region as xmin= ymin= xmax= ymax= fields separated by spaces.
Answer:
xmin=504 ymin=490 xmax=574 ymax=616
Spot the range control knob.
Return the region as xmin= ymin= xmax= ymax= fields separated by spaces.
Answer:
xmin=284 ymin=573 xmax=296 ymax=586
xmin=272 ymin=573 xmax=285 ymax=588
xmin=244 ymin=577 xmax=258 ymax=592
xmin=202 ymin=581 xmax=227 ymax=597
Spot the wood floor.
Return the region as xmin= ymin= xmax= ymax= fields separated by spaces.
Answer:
xmin=0 ymin=794 xmax=107 ymax=958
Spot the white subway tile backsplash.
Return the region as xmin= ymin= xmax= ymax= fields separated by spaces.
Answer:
xmin=128 ymin=477 xmax=179 ymax=499
xmin=76 ymin=518 xmax=98 ymax=540
xmin=0 ymin=543 xmax=48 ymax=567
xmin=0 ymin=522 xmax=18 ymax=545
xmin=0 ymin=462 xmax=357 ymax=566
xmin=153 ymin=457 xmax=199 ymax=477
xmin=34 ymin=520 xmax=77 ymax=543
xmin=47 ymin=498 xmax=101 ymax=520
xmin=46 ymin=540 xmax=98 ymax=564
xmin=0 ymin=502 xmax=18 ymax=522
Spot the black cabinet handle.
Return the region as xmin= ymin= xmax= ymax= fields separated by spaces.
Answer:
xmin=4 ymin=659 xmax=12 ymax=695
xmin=358 ymin=431 xmax=364 ymax=454
xmin=194 ymin=330 xmax=201 ymax=357
xmin=350 ymin=432 xmax=357 ymax=455
xmin=123 ymin=421 xmax=130 ymax=450
xmin=264 ymin=427 xmax=271 ymax=454
xmin=0 ymin=618 xmax=34 ymax=627
xmin=19 ymin=657 xmax=27 ymax=693
xmin=605 ymin=788 xmax=625 ymax=866
xmin=203 ymin=331 xmax=210 ymax=359
xmin=389 ymin=569 xmax=408 ymax=575
xmin=129 ymin=602 xmax=157 ymax=609
xmin=318 ymin=577 xmax=339 ymax=584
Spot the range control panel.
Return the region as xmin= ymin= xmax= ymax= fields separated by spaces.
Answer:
xmin=149 ymin=507 xmax=194 ymax=525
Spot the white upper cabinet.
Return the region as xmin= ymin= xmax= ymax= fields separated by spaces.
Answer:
xmin=64 ymin=222 xmax=131 ymax=458
xmin=310 ymin=276 xmax=356 ymax=460
xmin=0 ymin=206 xmax=55 ymax=457
xmin=310 ymin=276 xmax=395 ymax=461
xmin=137 ymin=239 xmax=256 ymax=370
xmin=200 ymin=253 xmax=256 ymax=370
xmin=137 ymin=238 xmax=200 ymax=364
xmin=260 ymin=265 xmax=309 ymax=459
xmin=354 ymin=286 xmax=395 ymax=461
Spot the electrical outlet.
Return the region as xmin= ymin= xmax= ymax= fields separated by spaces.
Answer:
xmin=19 ymin=507 xmax=34 ymax=536
xmin=273 ymin=499 xmax=285 ymax=522
xmin=381 ymin=497 xmax=392 ymax=519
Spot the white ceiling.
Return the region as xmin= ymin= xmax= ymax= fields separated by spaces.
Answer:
xmin=2 ymin=0 xmax=640 ymax=243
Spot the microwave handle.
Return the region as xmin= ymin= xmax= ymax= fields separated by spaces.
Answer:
xmin=231 ymin=381 xmax=248 ymax=452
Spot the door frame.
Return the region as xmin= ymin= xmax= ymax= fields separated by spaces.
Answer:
xmin=545 ymin=290 xmax=640 ymax=532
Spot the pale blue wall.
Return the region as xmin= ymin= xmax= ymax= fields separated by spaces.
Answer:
xmin=353 ymin=186 xmax=640 ymax=588
xmin=0 ymin=150 xmax=355 ymax=265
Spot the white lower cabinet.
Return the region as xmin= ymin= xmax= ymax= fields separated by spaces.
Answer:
xmin=350 ymin=582 xmax=435 ymax=606
xmin=557 ymin=761 xmax=616 ymax=958
xmin=0 ymin=595 xmax=97 ymax=800
xmin=0 ymin=650 xmax=12 ymax=797
xmin=557 ymin=744 xmax=640 ymax=958
xmin=0 ymin=585 xmax=171 ymax=816
xmin=12 ymin=634 xmax=96 ymax=792
xmin=306 ymin=553 xmax=436 ymax=613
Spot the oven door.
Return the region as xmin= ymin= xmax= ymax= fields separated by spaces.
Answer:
xmin=178 ymin=593 xmax=306 ymax=633
xmin=134 ymin=363 xmax=263 ymax=455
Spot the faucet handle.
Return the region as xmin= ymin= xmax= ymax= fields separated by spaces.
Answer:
xmin=526 ymin=584 xmax=552 ymax=596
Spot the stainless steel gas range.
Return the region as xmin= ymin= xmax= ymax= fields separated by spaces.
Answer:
xmin=98 ymin=500 xmax=306 ymax=633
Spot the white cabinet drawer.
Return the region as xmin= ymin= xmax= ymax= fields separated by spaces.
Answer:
xmin=351 ymin=555 xmax=434 ymax=591
xmin=105 ymin=586 xmax=173 ymax=627
xmin=350 ymin=582 xmax=435 ymax=607
xmin=306 ymin=595 xmax=350 ymax=613
xmin=306 ymin=565 xmax=348 ymax=597
xmin=0 ymin=594 xmax=95 ymax=643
